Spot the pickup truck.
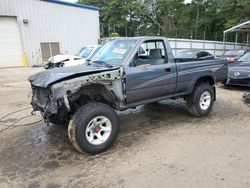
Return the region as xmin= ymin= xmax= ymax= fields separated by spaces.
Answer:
xmin=29 ymin=37 xmax=228 ymax=154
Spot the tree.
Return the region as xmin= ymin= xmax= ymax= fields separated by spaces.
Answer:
xmin=78 ymin=0 xmax=250 ymax=41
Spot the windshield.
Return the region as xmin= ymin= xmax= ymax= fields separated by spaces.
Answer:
xmin=225 ymin=50 xmax=244 ymax=56
xmin=175 ymin=51 xmax=196 ymax=58
xmin=75 ymin=47 xmax=94 ymax=58
xmin=91 ymin=39 xmax=137 ymax=67
xmin=238 ymin=53 xmax=250 ymax=64
xmin=90 ymin=45 xmax=102 ymax=57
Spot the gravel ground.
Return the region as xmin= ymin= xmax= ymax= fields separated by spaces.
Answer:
xmin=0 ymin=67 xmax=250 ymax=188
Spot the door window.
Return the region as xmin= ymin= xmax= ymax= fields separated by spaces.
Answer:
xmin=130 ymin=40 xmax=167 ymax=67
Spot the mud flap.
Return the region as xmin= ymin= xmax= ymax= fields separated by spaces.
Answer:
xmin=68 ymin=120 xmax=84 ymax=153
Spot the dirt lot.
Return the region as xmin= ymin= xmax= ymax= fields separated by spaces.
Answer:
xmin=0 ymin=67 xmax=250 ymax=188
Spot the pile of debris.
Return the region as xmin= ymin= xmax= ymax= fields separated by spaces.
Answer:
xmin=243 ymin=92 xmax=250 ymax=106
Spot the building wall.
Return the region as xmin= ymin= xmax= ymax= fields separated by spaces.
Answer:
xmin=0 ymin=0 xmax=100 ymax=66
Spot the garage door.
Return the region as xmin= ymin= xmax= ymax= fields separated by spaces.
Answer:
xmin=0 ymin=17 xmax=23 ymax=67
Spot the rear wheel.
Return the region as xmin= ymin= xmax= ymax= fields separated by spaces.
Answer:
xmin=186 ymin=83 xmax=215 ymax=117
xmin=68 ymin=102 xmax=119 ymax=154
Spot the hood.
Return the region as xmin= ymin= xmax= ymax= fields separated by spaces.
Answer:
xmin=229 ymin=63 xmax=250 ymax=72
xmin=48 ymin=54 xmax=82 ymax=63
xmin=29 ymin=64 xmax=118 ymax=88
xmin=228 ymin=64 xmax=250 ymax=78
xmin=63 ymin=58 xmax=86 ymax=67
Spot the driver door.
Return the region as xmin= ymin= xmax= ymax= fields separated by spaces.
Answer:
xmin=125 ymin=40 xmax=177 ymax=104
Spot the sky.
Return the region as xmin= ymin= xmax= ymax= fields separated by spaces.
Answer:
xmin=63 ymin=0 xmax=77 ymax=3
xmin=62 ymin=0 xmax=77 ymax=3
xmin=63 ymin=0 xmax=192 ymax=4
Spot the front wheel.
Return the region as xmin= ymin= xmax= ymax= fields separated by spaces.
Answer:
xmin=68 ymin=102 xmax=119 ymax=154
xmin=186 ymin=83 xmax=215 ymax=117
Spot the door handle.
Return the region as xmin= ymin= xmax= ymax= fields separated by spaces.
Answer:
xmin=165 ymin=68 xmax=171 ymax=72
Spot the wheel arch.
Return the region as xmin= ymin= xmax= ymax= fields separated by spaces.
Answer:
xmin=186 ymin=73 xmax=216 ymax=101
xmin=69 ymin=83 xmax=118 ymax=111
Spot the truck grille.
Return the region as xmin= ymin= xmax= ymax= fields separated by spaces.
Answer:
xmin=31 ymin=86 xmax=49 ymax=109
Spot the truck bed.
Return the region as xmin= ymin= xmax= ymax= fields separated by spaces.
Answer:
xmin=175 ymin=58 xmax=228 ymax=95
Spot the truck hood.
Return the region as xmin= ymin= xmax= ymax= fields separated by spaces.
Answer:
xmin=29 ymin=64 xmax=118 ymax=88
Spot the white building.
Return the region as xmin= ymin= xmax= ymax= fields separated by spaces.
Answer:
xmin=0 ymin=0 xmax=100 ymax=67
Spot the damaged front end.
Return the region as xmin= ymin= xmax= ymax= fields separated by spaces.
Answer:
xmin=29 ymin=66 xmax=125 ymax=124
xmin=30 ymin=85 xmax=61 ymax=124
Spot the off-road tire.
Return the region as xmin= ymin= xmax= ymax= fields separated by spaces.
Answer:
xmin=186 ymin=83 xmax=215 ymax=117
xmin=68 ymin=102 xmax=119 ymax=155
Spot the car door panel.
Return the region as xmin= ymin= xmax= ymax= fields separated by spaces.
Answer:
xmin=126 ymin=63 xmax=177 ymax=103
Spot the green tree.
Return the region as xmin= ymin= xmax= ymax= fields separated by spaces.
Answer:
xmin=78 ymin=0 xmax=250 ymax=41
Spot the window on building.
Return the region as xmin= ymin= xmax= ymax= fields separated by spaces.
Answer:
xmin=40 ymin=42 xmax=60 ymax=62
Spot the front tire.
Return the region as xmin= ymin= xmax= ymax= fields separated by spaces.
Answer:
xmin=68 ymin=102 xmax=119 ymax=155
xmin=186 ymin=83 xmax=215 ymax=117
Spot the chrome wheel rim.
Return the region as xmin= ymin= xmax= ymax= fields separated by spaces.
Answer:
xmin=85 ymin=116 xmax=112 ymax=145
xmin=199 ymin=91 xmax=211 ymax=111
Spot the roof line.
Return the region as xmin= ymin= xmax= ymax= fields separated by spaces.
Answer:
xmin=41 ymin=0 xmax=100 ymax=11
xmin=224 ymin=20 xmax=250 ymax=33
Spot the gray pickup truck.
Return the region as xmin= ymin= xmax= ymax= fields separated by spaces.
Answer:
xmin=29 ymin=37 xmax=228 ymax=154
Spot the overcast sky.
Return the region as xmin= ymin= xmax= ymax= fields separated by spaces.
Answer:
xmin=63 ymin=0 xmax=192 ymax=4
xmin=63 ymin=0 xmax=77 ymax=3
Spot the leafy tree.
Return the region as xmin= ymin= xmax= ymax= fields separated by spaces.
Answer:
xmin=78 ymin=0 xmax=250 ymax=42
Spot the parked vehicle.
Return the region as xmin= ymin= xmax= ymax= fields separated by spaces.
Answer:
xmin=29 ymin=37 xmax=228 ymax=154
xmin=175 ymin=50 xmax=215 ymax=62
xmin=225 ymin=52 xmax=250 ymax=87
xmin=221 ymin=49 xmax=250 ymax=64
xmin=44 ymin=45 xmax=102 ymax=69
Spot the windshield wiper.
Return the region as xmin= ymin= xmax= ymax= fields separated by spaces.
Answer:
xmin=91 ymin=61 xmax=113 ymax=68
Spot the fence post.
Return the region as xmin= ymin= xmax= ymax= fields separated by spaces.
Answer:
xmin=247 ymin=33 xmax=249 ymax=48
xmin=214 ymin=41 xmax=216 ymax=56
xmin=223 ymin=32 xmax=226 ymax=53
xmin=175 ymin=38 xmax=177 ymax=55
xmin=234 ymin=32 xmax=238 ymax=49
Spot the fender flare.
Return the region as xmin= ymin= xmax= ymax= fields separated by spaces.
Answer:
xmin=184 ymin=71 xmax=216 ymax=99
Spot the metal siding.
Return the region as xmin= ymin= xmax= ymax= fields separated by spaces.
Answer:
xmin=0 ymin=16 xmax=23 ymax=67
xmin=0 ymin=0 xmax=99 ymax=66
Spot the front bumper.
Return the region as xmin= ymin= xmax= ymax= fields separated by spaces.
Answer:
xmin=227 ymin=77 xmax=250 ymax=87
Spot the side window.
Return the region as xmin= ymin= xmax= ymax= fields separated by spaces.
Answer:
xmin=197 ymin=51 xmax=208 ymax=58
xmin=131 ymin=40 xmax=168 ymax=67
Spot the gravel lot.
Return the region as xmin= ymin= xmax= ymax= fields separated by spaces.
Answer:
xmin=0 ymin=67 xmax=250 ymax=188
